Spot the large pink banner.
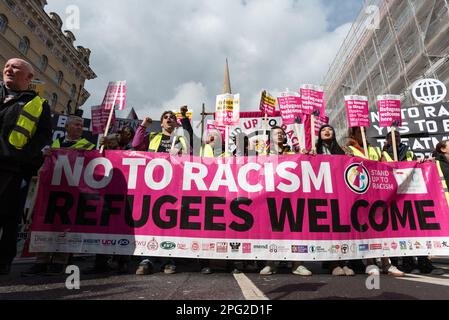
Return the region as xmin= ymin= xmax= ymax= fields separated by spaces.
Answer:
xmin=31 ymin=150 xmax=449 ymax=261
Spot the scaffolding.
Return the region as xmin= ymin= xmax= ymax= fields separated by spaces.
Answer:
xmin=322 ymin=0 xmax=449 ymax=141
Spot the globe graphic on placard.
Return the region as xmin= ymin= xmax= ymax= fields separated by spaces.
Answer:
xmin=412 ymin=79 xmax=447 ymax=104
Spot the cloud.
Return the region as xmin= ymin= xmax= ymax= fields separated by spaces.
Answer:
xmin=45 ymin=0 xmax=360 ymax=122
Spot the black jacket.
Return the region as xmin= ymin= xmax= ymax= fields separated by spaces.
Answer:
xmin=435 ymin=153 xmax=449 ymax=187
xmin=0 ymin=82 xmax=52 ymax=173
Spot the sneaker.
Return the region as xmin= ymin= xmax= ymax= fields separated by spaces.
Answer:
xmin=21 ymin=263 xmax=47 ymax=277
xmin=164 ymin=264 xmax=176 ymax=274
xmin=231 ymin=268 xmax=241 ymax=275
xmin=342 ymin=266 xmax=355 ymax=276
xmin=135 ymin=262 xmax=153 ymax=275
xmin=45 ymin=263 xmax=65 ymax=275
xmin=332 ymin=266 xmax=345 ymax=276
xmin=410 ymin=268 xmax=421 ymax=275
xmin=259 ymin=265 xmax=276 ymax=276
xmin=0 ymin=263 xmax=11 ymax=275
xmin=418 ymin=258 xmax=437 ymax=274
xmin=386 ymin=265 xmax=405 ymax=277
xmin=201 ymin=267 xmax=212 ymax=275
xmin=365 ymin=265 xmax=380 ymax=276
xmin=292 ymin=265 xmax=312 ymax=276
xmin=430 ymin=268 xmax=445 ymax=276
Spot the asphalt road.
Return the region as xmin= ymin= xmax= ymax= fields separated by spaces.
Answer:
xmin=1 ymin=257 xmax=448 ymax=301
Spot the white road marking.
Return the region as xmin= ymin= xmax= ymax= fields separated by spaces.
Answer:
xmin=233 ymin=273 xmax=269 ymax=300
xmin=398 ymin=274 xmax=449 ymax=287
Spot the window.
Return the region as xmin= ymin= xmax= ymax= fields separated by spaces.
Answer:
xmin=50 ymin=93 xmax=58 ymax=109
xmin=46 ymin=39 xmax=54 ymax=49
xmin=18 ymin=37 xmax=29 ymax=55
xmin=0 ymin=15 xmax=8 ymax=34
xmin=70 ymin=84 xmax=77 ymax=98
xmin=39 ymin=55 xmax=48 ymax=72
xmin=27 ymin=19 xmax=36 ymax=31
xmin=56 ymin=71 xmax=63 ymax=85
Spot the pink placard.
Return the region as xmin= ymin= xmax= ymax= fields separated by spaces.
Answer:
xmin=101 ymin=81 xmax=127 ymax=111
xmin=91 ymin=105 xmax=116 ymax=135
xmin=345 ymin=96 xmax=370 ymax=128
xmin=300 ymin=85 xmax=325 ymax=116
xmin=378 ymin=95 xmax=402 ymax=127
xmin=277 ymin=95 xmax=302 ymax=125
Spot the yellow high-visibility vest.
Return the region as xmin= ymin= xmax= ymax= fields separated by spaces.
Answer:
xmin=8 ymin=96 xmax=46 ymax=150
xmin=200 ymin=144 xmax=214 ymax=157
xmin=436 ymin=161 xmax=449 ymax=207
xmin=148 ymin=132 xmax=187 ymax=153
xmin=51 ymin=138 xmax=95 ymax=150
xmin=382 ymin=151 xmax=414 ymax=162
xmin=348 ymin=146 xmax=381 ymax=161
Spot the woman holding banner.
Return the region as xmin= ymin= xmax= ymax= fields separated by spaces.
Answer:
xmin=346 ymin=127 xmax=381 ymax=160
xmin=316 ymin=125 xmax=355 ymax=276
xmin=259 ymin=126 xmax=312 ymax=276
xmin=346 ymin=127 xmax=404 ymax=277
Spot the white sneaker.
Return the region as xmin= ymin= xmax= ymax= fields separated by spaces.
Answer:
xmin=386 ymin=265 xmax=404 ymax=277
xmin=332 ymin=266 xmax=345 ymax=276
xmin=292 ymin=265 xmax=312 ymax=276
xmin=365 ymin=265 xmax=380 ymax=276
xmin=260 ymin=266 xmax=276 ymax=275
xmin=342 ymin=266 xmax=355 ymax=276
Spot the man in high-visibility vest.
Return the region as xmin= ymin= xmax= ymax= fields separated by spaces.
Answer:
xmin=50 ymin=116 xmax=95 ymax=150
xmin=132 ymin=106 xmax=191 ymax=155
xmin=132 ymin=106 xmax=192 ymax=275
xmin=21 ymin=115 xmax=96 ymax=277
xmin=380 ymin=131 xmax=415 ymax=162
xmin=0 ymin=58 xmax=52 ymax=275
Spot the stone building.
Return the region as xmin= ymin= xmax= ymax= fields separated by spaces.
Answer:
xmin=0 ymin=0 xmax=96 ymax=113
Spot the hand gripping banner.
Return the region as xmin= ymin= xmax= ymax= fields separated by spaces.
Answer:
xmin=31 ymin=150 xmax=449 ymax=261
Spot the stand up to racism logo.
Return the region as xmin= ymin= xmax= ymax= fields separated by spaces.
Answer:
xmin=344 ymin=163 xmax=371 ymax=194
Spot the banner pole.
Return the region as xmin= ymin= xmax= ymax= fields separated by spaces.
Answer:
xmin=294 ymin=123 xmax=302 ymax=152
xmin=391 ymin=127 xmax=398 ymax=161
xmin=201 ymin=103 xmax=205 ymax=151
xmin=361 ymin=126 xmax=369 ymax=159
xmin=100 ymin=83 xmax=120 ymax=153
xmin=225 ymin=125 xmax=229 ymax=157
xmin=311 ymin=115 xmax=316 ymax=152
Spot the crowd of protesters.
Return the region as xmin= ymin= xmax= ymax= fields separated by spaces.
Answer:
xmin=0 ymin=58 xmax=447 ymax=278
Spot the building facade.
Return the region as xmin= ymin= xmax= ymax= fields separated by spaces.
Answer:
xmin=323 ymin=0 xmax=449 ymax=142
xmin=0 ymin=0 xmax=96 ymax=114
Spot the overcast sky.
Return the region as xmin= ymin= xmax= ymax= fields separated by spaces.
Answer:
xmin=46 ymin=0 xmax=363 ymax=121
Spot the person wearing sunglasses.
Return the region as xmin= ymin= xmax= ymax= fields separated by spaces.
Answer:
xmin=132 ymin=106 xmax=191 ymax=155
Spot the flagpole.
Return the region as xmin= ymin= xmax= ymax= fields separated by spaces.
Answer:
xmin=100 ymin=83 xmax=120 ymax=153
